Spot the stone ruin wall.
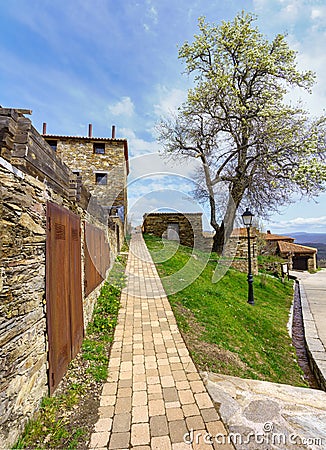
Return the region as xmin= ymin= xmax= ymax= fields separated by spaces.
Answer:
xmin=0 ymin=109 xmax=124 ymax=448
xmin=143 ymin=213 xmax=205 ymax=248
xmin=143 ymin=213 xmax=258 ymax=275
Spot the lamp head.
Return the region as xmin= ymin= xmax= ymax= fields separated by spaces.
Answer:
xmin=242 ymin=208 xmax=254 ymax=228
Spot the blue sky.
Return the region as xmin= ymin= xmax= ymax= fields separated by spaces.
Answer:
xmin=1 ymin=0 xmax=325 ymax=234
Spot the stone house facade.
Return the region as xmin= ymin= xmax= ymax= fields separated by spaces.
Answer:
xmin=0 ymin=108 xmax=128 ymax=448
xmin=42 ymin=123 xmax=129 ymax=230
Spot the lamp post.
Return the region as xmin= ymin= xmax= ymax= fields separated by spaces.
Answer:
xmin=242 ymin=208 xmax=254 ymax=305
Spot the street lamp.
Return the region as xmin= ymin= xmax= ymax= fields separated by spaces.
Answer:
xmin=242 ymin=208 xmax=254 ymax=305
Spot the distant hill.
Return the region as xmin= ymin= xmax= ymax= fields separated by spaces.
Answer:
xmin=290 ymin=232 xmax=326 ymax=244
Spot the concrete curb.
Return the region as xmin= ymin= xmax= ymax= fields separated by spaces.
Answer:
xmin=297 ymin=280 xmax=326 ymax=391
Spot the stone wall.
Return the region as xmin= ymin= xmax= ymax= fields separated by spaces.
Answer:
xmin=0 ymin=108 xmax=124 ymax=448
xmin=143 ymin=213 xmax=258 ymax=274
xmin=0 ymin=159 xmax=48 ymax=447
xmin=143 ymin=212 xmax=205 ymax=248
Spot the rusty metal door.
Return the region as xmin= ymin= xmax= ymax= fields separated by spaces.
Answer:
xmin=46 ymin=202 xmax=83 ymax=394
xmin=84 ymin=222 xmax=110 ymax=296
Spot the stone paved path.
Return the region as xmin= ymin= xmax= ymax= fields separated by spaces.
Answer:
xmin=89 ymin=231 xmax=233 ymax=449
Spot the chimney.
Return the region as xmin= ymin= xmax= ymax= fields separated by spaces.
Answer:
xmin=267 ymin=230 xmax=271 ymax=234
xmin=42 ymin=122 xmax=47 ymax=135
xmin=88 ymin=123 xmax=93 ymax=138
xmin=112 ymin=125 xmax=116 ymax=139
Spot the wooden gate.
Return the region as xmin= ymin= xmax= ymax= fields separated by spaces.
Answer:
xmin=46 ymin=202 xmax=83 ymax=394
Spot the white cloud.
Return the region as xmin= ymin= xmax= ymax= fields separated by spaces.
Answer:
xmin=108 ymin=97 xmax=135 ymax=117
xmin=266 ymin=216 xmax=326 ymax=233
xmin=154 ymin=85 xmax=187 ymax=117
xmin=311 ymin=7 xmax=325 ymax=20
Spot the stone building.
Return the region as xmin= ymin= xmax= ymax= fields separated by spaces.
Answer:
xmin=42 ymin=123 xmax=129 ymax=228
xmin=0 ymin=108 xmax=129 ymax=447
xmin=261 ymin=230 xmax=317 ymax=271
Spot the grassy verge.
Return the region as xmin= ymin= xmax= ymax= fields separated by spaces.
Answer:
xmin=13 ymin=249 xmax=127 ymax=450
xmin=144 ymin=234 xmax=306 ymax=387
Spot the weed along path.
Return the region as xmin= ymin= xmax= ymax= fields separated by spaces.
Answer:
xmin=89 ymin=230 xmax=233 ymax=449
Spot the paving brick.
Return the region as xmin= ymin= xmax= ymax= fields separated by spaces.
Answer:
xmin=114 ymin=397 xmax=132 ymax=414
xmin=206 ymin=420 xmax=228 ymax=436
xmin=175 ymin=381 xmax=190 ymax=390
xmin=189 ymin=380 xmax=206 ymax=393
xmin=89 ymin=431 xmax=110 ymax=448
xmin=94 ymin=417 xmax=113 ymax=432
xmin=100 ymin=395 xmax=116 ymax=407
xmin=194 ymin=392 xmax=213 ymax=409
xmin=117 ymin=387 xmax=132 ymax=397
xmin=172 ymin=370 xmax=187 ymax=381
xmin=133 ymin=381 xmax=147 ymax=391
xmin=147 ymin=383 xmax=162 ymax=394
xmin=112 ymin=413 xmax=131 ymax=432
xmin=98 ymin=406 xmax=114 ymax=418
xmin=163 ymin=387 xmax=179 ymax=402
xmin=178 ymin=390 xmax=195 ymax=405
xmin=182 ymin=403 xmax=200 ymax=417
xmin=147 ymin=376 xmax=160 ymax=385
xmin=200 ymin=408 xmax=220 ymax=423
xmin=102 ymin=382 xmax=118 ymax=395
xmin=150 ymin=415 xmax=169 ymax=437
xmin=169 ymin=420 xmax=189 ymax=444
xmin=151 ymin=435 xmax=172 ymax=450
xmin=159 ymin=365 xmax=173 ymax=376
xmin=161 ymin=375 xmax=175 ymax=387
xmin=186 ymin=415 xmax=205 ymax=430
xmin=166 ymin=407 xmax=184 ymax=422
xmin=132 ymin=390 xmax=148 ymax=406
xmin=131 ymin=423 xmax=150 ymax=446
xmin=108 ymin=431 xmax=130 ymax=449
xmin=118 ymin=378 xmax=132 ymax=388
xmin=172 ymin=443 xmax=191 ymax=450
xmin=148 ymin=398 xmax=165 ymax=416
xmin=132 ymin=405 xmax=149 ymax=423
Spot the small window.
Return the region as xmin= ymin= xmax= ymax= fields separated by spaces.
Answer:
xmin=94 ymin=143 xmax=105 ymax=154
xmin=47 ymin=140 xmax=57 ymax=151
xmin=72 ymin=170 xmax=81 ymax=176
xmin=95 ymin=173 xmax=108 ymax=185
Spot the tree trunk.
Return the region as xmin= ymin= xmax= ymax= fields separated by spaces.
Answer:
xmin=212 ymin=180 xmax=246 ymax=254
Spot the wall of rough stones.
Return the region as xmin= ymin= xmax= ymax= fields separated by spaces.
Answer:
xmin=143 ymin=213 xmax=258 ymax=275
xmin=143 ymin=212 xmax=206 ymax=248
xmin=0 ymin=158 xmax=48 ymax=447
xmin=0 ymin=109 xmax=124 ymax=448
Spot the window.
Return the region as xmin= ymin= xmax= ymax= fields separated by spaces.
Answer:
xmin=95 ymin=173 xmax=108 ymax=185
xmin=47 ymin=140 xmax=57 ymax=151
xmin=94 ymin=143 xmax=105 ymax=154
xmin=72 ymin=170 xmax=81 ymax=176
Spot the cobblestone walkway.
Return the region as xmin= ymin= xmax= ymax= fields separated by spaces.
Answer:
xmin=89 ymin=231 xmax=232 ymax=449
